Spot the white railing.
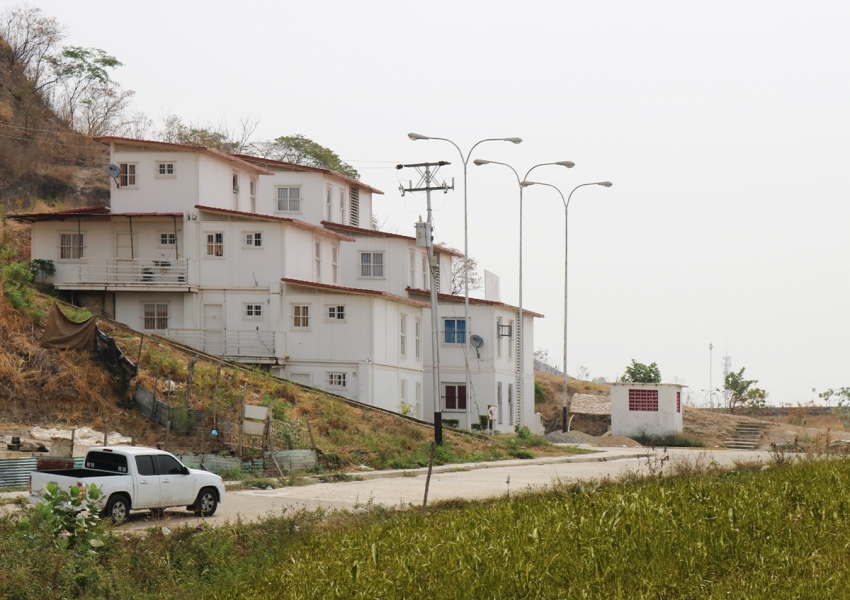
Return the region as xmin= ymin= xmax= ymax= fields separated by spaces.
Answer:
xmin=77 ymin=258 xmax=189 ymax=285
xmin=164 ymin=329 xmax=276 ymax=358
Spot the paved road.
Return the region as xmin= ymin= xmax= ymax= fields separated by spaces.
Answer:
xmin=2 ymin=447 xmax=772 ymax=530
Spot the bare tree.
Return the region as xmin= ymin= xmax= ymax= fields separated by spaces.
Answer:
xmin=449 ymin=249 xmax=482 ymax=295
xmin=0 ymin=4 xmax=65 ymax=93
xmin=158 ymin=114 xmax=259 ymax=152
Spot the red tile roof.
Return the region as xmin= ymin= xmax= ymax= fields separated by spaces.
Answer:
xmin=406 ymin=287 xmax=544 ymax=318
xmin=282 ymin=278 xmax=431 ymax=308
xmin=234 ymin=154 xmax=384 ymax=195
xmin=93 ymin=136 xmax=274 ymax=175
xmin=321 ymin=222 xmax=464 ymax=257
xmin=194 ymin=205 xmax=356 ymax=242
xmin=8 ymin=207 xmax=183 ymax=222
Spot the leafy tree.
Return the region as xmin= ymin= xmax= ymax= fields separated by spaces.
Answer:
xmin=620 ymin=360 xmax=661 ymax=383
xmin=818 ymin=387 xmax=850 ymax=408
xmin=725 ymin=367 xmax=767 ymax=413
xmin=248 ymin=134 xmax=359 ymax=179
xmin=30 ymin=258 xmax=54 ymax=282
xmin=46 ymin=46 xmax=134 ymax=135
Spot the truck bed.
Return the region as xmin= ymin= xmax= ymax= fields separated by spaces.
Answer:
xmin=36 ymin=468 xmax=129 ymax=480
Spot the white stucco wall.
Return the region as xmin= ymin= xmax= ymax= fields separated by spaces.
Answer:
xmin=420 ymin=300 xmax=539 ymax=433
xmin=609 ymin=382 xmax=684 ymax=438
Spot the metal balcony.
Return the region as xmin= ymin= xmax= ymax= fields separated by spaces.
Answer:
xmin=76 ymin=258 xmax=189 ymax=285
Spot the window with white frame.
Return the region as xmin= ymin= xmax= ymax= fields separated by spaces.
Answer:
xmin=59 ymin=233 xmax=84 ymax=259
xmin=249 ymin=178 xmax=257 ymax=213
xmin=276 ymin=186 xmax=301 ymax=212
xmin=327 ymin=372 xmax=346 ymax=388
xmin=443 ymin=318 xmax=466 ymax=345
xmin=206 ymin=233 xmax=224 ymax=257
xmin=497 ymin=382 xmax=504 ymax=424
xmin=415 ymin=318 xmax=421 ymax=360
xmin=400 ymin=379 xmax=407 ymax=402
xmin=245 ymin=304 xmax=263 ymax=318
xmin=325 ymin=186 xmax=333 ymax=221
xmin=119 ymin=163 xmax=136 ymax=187
xmin=360 ymin=252 xmax=384 ymax=277
xmin=409 ymin=250 xmax=415 ymax=287
xmin=232 ymin=173 xmax=239 ymax=194
xmin=415 ymin=381 xmax=421 ymax=405
xmin=314 ymin=242 xmax=322 ymax=282
xmin=292 ymin=305 xmax=309 ymax=328
xmin=339 ymin=189 xmax=346 ymax=223
xmin=244 ymin=232 xmax=262 ymax=248
xmin=332 ymin=246 xmax=339 ymax=283
xmin=156 ymin=162 xmax=175 ymax=177
xmin=142 ymin=303 xmax=168 ymax=330
xmin=160 ymin=233 xmax=177 ymax=247
xmin=400 ymin=314 xmax=407 ymax=357
xmin=327 ymin=305 xmax=345 ymax=320
xmin=442 ymin=383 xmax=467 ymax=412
xmin=496 ymin=317 xmax=503 ymax=358
xmin=508 ymin=384 xmax=514 ymax=425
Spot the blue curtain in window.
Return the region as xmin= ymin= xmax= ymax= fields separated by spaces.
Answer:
xmin=445 ymin=320 xmax=456 ymax=344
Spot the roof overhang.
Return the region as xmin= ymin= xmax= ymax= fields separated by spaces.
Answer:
xmin=321 ymin=222 xmax=463 ymax=257
xmin=94 ymin=136 xmax=274 ymax=176
xmin=195 ymin=206 xmax=355 ymax=242
xmin=406 ymin=287 xmax=544 ymax=318
xmin=235 ymin=154 xmax=384 ymax=195
xmin=283 ymin=278 xmax=430 ymax=308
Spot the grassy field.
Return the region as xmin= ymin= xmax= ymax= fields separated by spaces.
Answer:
xmin=4 ymin=456 xmax=850 ymax=598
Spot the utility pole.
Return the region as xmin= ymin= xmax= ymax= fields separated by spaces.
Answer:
xmin=398 ymin=161 xmax=454 ymax=445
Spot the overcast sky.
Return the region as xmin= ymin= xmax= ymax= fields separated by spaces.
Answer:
xmin=35 ymin=0 xmax=850 ymax=405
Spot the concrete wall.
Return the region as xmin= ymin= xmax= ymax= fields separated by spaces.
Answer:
xmin=610 ymin=383 xmax=684 ymax=438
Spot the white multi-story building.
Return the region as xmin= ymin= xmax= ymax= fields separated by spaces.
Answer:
xmin=14 ymin=136 xmax=542 ymax=431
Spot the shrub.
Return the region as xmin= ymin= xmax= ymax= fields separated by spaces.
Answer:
xmin=534 ymin=380 xmax=546 ymax=403
xmin=25 ymin=481 xmax=105 ymax=555
xmin=631 ymin=433 xmax=704 ymax=448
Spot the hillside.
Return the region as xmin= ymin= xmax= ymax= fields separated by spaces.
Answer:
xmin=0 ymin=37 xmax=108 ymax=209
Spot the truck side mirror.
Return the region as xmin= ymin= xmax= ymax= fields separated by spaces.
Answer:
xmin=182 ymin=467 xmax=190 ymax=476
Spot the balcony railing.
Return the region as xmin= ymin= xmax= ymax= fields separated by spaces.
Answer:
xmin=76 ymin=258 xmax=189 ymax=285
xmin=164 ymin=329 xmax=276 ymax=359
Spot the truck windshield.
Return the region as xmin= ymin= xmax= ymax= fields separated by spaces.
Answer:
xmin=85 ymin=451 xmax=129 ymax=473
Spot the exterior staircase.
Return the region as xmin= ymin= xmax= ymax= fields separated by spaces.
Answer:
xmin=723 ymin=422 xmax=769 ymax=450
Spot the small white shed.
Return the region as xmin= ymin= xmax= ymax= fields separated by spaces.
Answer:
xmin=609 ymin=382 xmax=685 ymax=438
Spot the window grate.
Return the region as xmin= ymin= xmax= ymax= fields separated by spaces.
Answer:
xmin=628 ymin=389 xmax=659 ymax=411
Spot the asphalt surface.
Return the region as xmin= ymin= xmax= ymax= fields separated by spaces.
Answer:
xmin=2 ymin=447 xmax=772 ymax=531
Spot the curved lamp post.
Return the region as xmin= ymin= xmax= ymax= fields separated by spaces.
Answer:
xmin=407 ymin=133 xmax=521 ymax=429
xmin=521 ymin=180 xmax=612 ymax=432
xmin=472 ymin=159 xmax=575 ymax=428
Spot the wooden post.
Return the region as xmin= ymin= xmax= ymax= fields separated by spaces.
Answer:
xmin=212 ymin=362 xmax=222 ymax=410
xmin=423 ymin=442 xmax=436 ymax=510
xmin=136 ymin=334 xmax=145 ymax=365
xmin=305 ymin=418 xmax=316 ymax=450
xmin=185 ymin=356 xmax=197 ymax=408
xmin=270 ymin=452 xmax=285 ymax=478
xmin=238 ymin=384 xmax=246 ymax=458
xmin=165 ymin=421 xmax=171 ymax=451
xmin=131 ymin=436 xmax=136 ymax=447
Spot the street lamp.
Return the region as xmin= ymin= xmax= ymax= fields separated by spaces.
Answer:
xmin=408 ymin=133 xmax=521 ymax=430
xmin=521 ymin=180 xmax=612 ymax=432
xmin=472 ymin=159 xmax=575 ymax=428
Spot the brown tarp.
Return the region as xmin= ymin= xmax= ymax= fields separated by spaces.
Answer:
xmin=40 ymin=303 xmax=97 ymax=351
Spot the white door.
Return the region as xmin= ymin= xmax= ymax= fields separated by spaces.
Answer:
xmin=155 ymin=454 xmax=196 ymax=506
xmin=203 ymin=304 xmax=224 ymax=356
xmin=133 ymin=454 xmax=161 ymax=509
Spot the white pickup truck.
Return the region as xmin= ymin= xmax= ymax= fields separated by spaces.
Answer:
xmin=29 ymin=446 xmax=226 ymax=522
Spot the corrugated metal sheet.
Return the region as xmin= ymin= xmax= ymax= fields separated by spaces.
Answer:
xmin=0 ymin=457 xmax=83 ymax=489
xmin=267 ymin=450 xmax=317 ymax=475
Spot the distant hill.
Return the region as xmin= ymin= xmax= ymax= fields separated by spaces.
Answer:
xmin=0 ymin=37 xmax=108 ymax=210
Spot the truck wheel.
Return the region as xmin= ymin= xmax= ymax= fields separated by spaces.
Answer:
xmin=193 ymin=488 xmax=218 ymax=516
xmin=104 ymin=494 xmax=131 ymax=523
